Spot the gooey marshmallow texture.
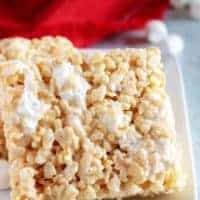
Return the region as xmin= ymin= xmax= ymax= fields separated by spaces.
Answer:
xmin=53 ymin=62 xmax=90 ymax=136
xmin=16 ymin=62 xmax=50 ymax=134
xmin=52 ymin=62 xmax=90 ymax=109
xmin=2 ymin=60 xmax=50 ymax=134
xmin=100 ymin=102 xmax=125 ymax=133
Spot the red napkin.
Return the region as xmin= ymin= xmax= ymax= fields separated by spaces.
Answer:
xmin=0 ymin=0 xmax=169 ymax=47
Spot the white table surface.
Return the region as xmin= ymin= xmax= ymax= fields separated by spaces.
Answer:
xmin=93 ymin=11 xmax=200 ymax=198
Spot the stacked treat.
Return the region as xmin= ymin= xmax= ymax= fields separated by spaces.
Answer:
xmin=0 ymin=37 xmax=184 ymax=200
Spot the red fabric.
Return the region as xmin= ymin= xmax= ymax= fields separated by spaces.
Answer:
xmin=0 ymin=0 xmax=169 ymax=47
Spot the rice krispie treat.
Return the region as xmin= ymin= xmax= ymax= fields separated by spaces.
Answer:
xmin=0 ymin=38 xmax=184 ymax=200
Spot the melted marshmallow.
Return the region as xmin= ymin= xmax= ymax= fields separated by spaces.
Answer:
xmin=119 ymin=128 xmax=141 ymax=153
xmin=10 ymin=62 xmax=50 ymax=134
xmin=101 ymin=102 xmax=125 ymax=133
xmin=52 ymin=62 xmax=74 ymax=90
xmin=53 ymin=62 xmax=90 ymax=108
xmin=53 ymin=62 xmax=90 ymax=138
xmin=17 ymin=86 xmax=50 ymax=134
xmin=119 ymin=132 xmax=175 ymax=174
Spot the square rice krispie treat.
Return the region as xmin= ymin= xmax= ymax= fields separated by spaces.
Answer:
xmin=0 ymin=38 xmax=184 ymax=200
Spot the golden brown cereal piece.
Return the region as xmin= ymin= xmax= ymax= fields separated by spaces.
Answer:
xmin=0 ymin=120 xmax=7 ymax=160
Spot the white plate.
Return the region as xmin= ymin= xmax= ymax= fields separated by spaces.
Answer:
xmin=150 ymin=53 xmax=197 ymax=200
xmin=0 ymin=50 xmax=197 ymax=200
